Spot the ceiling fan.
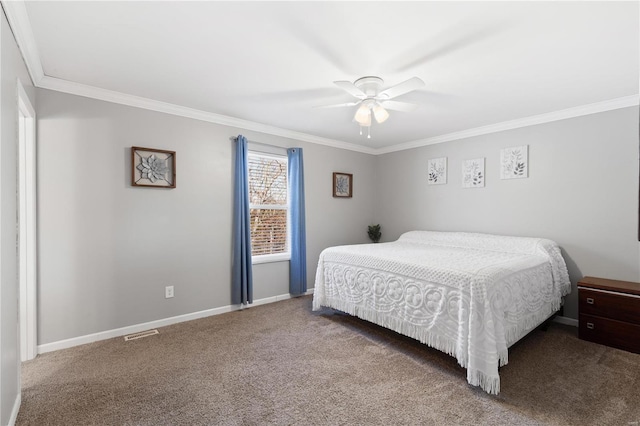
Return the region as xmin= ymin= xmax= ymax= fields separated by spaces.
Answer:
xmin=317 ymin=76 xmax=425 ymax=138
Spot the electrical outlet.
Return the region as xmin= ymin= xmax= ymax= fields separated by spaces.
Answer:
xmin=165 ymin=286 xmax=174 ymax=299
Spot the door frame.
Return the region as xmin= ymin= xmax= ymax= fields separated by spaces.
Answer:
xmin=18 ymin=79 xmax=37 ymax=361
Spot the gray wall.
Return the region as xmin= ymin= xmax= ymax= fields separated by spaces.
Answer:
xmin=36 ymin=89 xmax=375 ymax=345
xmin=0 ymin=8 xmax=36 ymax=425
xmin=374 ymin=107 xmax=640 ymax=319
xmin=33 ymin=68 xmax=639 ymax=348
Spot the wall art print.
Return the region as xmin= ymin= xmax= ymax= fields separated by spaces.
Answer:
xmin=333 ymin=172 xmax=353 ymax=198
xmin=500 ymin=145 xmax=528 ymax=179
xmin=427 ymin=157 xmax=447 ymax=185
xmin=131 ymin=146 xmax=176 ymax=188
xmin=462 ymin=158 xmax=485 ymax=188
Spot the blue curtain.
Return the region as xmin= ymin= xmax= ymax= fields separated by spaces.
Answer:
xmin=232 ymin=135 xmax=253 ymax=305
xmin=288 ymin=148 xmax=307 ymax=295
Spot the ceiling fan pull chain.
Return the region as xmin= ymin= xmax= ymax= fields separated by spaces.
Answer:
xmin=367 ymin=127 xmax=371 ymax=139
xmin=359 ymin=126 xmax=363 ymax=136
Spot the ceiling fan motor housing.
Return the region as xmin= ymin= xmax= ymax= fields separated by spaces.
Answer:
xmin=354 ymin=76 xmax=385 ymax=98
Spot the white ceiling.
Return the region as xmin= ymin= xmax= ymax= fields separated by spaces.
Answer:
xmin=13 ymin=1 xmax=640 ymax=152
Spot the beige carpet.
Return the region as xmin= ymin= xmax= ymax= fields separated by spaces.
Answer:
xmin=17 ymin=296 xmax=640 ymax=425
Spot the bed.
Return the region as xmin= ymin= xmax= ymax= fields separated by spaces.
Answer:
xmin=312 ymin=231 xmax=571 ymax=394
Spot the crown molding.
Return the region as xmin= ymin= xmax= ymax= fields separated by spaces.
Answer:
xmin=376 ymin=95 xmax=640 ymax=155
xmin=32 ymin=77 xmax=640 ymax=158
xmin=36 ymin=75 xmax=640 ymax=157
xmin=38 ymin=76 xmax=377 ymax=155
xmin=2 ymin=0 xmax=44 ymax=85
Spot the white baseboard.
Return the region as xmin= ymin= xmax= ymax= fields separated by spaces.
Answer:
xmin=38 ymin=288 xmax=314 ymax=355
xmin=553 ymin=315 xmax=578 ymax=327
xmin=8 ymin=393 xmax=21 ymax=426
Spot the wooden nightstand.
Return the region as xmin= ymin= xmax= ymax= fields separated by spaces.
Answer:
xmin=578 ymin=276 xmax=640 ymax=354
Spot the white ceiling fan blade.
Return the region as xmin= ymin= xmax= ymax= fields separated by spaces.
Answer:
xmin=379 ymin=100 xmax=420 ymax=112
xmin=378 ymin=77 xmax=425 ymax=100
xmin=334 ymin=81 xmax=367 ymax=99
xmin=313 ymin=101 xmax=361 ymax=109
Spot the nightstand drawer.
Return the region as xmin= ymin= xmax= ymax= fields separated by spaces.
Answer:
xmin=579 ymin=288 xmax=640 ymax=324
xmin=579 ymin=314 xmax=640 ymax=354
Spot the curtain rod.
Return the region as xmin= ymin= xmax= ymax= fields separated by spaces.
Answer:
xmin=229 ymin=136 xmax=288 ymax=153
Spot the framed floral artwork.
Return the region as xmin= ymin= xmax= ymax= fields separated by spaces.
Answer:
xmin=333 ymin=172 xmax=352 ymax=198
xmin=131 ymin=146 xmax=176 ymax=188
xmin=500 ymin=145 xmax=528 ymax=179
xmin=427 ymin=157 xmax=447 ymax=185
xmin=462 ymin=158 xmax=485 ymax=188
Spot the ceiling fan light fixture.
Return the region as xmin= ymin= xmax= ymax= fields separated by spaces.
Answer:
xmin=354 ymin=104 xmax=371 ymax=126
xmin=373 ymin=104 xmax=389 ymax=124
xmin=327 ymin=75 xmax=425 ymax=136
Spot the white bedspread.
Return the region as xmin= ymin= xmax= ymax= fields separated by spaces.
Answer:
xmin=312 ymin=231 xmax=571 ymax=394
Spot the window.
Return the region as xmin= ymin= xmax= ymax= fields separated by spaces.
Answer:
xmin=248 ymin=152 xmax=289 ymax=262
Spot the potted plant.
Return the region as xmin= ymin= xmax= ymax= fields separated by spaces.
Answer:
xmin=367 ymin=224 xmax=381 ymax=243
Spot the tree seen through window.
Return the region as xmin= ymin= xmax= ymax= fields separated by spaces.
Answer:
xmin=248 ymin=153 xmax=288 ymax=256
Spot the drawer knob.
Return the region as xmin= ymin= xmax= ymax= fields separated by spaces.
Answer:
xmin=586 ymin=297 xmax=594 ymax=305
xmin=586 ymin=322 xmax=595 ymax=330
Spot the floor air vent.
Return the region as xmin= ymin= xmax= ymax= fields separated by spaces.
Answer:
xmin=124 ymin=329 xmax=159 ymax=341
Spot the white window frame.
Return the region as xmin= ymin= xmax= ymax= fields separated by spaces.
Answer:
xmin=248 ymin=151 xmax=290 ymax=264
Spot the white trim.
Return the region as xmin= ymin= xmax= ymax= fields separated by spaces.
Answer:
xmin=17 ymin=79 xmax=37 ymax=362
xmin=246 ymin=142 xmax=288 ymax=157
xmin=36 ymin=74 xmax=640 ymax=156
xmin=376 ymin=95 xmax=640 ymax=154
xmin=37 ymin=289 xmax=315 ymax=354
xmin=0 ymin=15 xmax=3 ymax=423
xmin=18 ymin=111 xmax=27 ymax=361
xmin=248 ymin=151 xmax=290 ymax=259
xmin=17 ymin=80 xmax=35 ymax=117
xmin=1 ymin=1 xmax=43 ymax=85
xmin=8 ymin=393 xmax=21 ymax=426
xmin=553 ymin=315 xmax=578 ymax=327
xmin=252 ymin=252 xmax=291 ymax=264
xmin=244 ymin=290 xmax=311 ymax=308
xmin=37 ymin=76 xmax=377 ymax=155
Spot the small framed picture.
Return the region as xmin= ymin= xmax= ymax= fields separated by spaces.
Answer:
xmin=462 ymin=158 xmax=485 ymax=188
xmin=131 ymin=146 xmax=176 ymax=188
xmin=427 ymin=157 xmax=447 ymax=185
xmin=500 ymin=145 xmax=528 ymax=179
xmin=333 ymin=172 xmax=352 ymax=198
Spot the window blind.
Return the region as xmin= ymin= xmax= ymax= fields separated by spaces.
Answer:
xmin=248 ymin=153 xmax=288 ymax=257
